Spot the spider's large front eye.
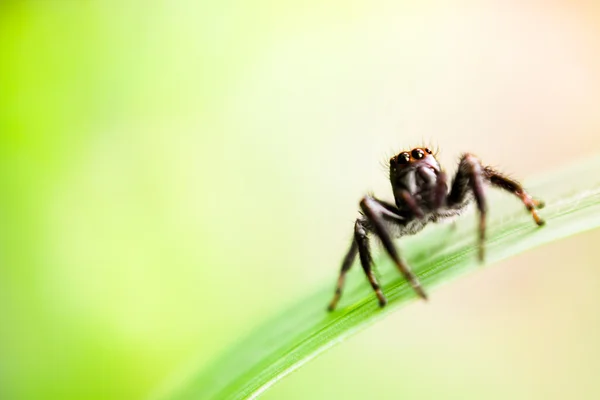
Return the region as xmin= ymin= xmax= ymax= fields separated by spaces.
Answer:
xmin=412 ymin=149 xmax=425 ymax=159
xmin=397 ymin=152 xmax=410 ymax=165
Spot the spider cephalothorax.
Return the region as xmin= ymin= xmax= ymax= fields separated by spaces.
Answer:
xmin=327 ymin=147 xmax=545 ymax=311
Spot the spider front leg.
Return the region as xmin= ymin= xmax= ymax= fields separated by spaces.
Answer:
xmin=448 ymin=154 xmax=488 ymax=261
xmin=448 ymin=153 xmax=546 ymax=262
xmin=327 ymin=219 xmax=389 ymax=311
xmin=483 ymin=166 xmax=546 ymax=226
xmin=354 ymin=219 xmax=388 ymax=307
xmin=327 ymin=239 xmax=358 ymax=311
xmin=359 ymin=196 xmax=428 ymax=301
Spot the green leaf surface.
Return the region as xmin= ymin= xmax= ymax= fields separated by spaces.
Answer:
xmin=163 ymin=157 xmax=600 ymax=400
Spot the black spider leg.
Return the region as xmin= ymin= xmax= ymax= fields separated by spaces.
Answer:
xmin=483 ymin=166 xmax=546 ymax=226
xmin=433 ymin=170 xmax=448 ymax=208
xmin=360 ymin=196 xmax=428 ymax=301
xmin=354 ymin=218 xmax=388 ymax=307
xmin=327 ymin=199 xmax=408 ymax=311
xmin=327 ymin=239 xmax=358 ymax=311
xmin=447 ymin=154 xmax=488 ymax=261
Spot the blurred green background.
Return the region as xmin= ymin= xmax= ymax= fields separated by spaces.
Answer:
xmin=1 ymin=1 xmax=600 ymax=399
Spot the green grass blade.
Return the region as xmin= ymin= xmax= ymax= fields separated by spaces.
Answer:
xmin=162 ymin=157 xmax=600 ymax=400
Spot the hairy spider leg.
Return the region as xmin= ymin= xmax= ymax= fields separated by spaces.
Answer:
xmin=448 ymin=154 xmax=488 ymax=261
xmin=483 ymin=167 xmax=546 ymax=226
xmin=354 ymin=219 xmax=388 ymax=307
xmin=433 ymin=170 xmax=448 ymax=208
xmin=327 ymin=239 xmax=358 ymax=311
xmin=328 ymin=197 xmax=422 ymax=310
xmin=359 ymin=196 xmax=428 ymax=301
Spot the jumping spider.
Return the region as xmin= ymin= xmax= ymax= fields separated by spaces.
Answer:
xmin=327 ymin=147 xmax=545 ymax=311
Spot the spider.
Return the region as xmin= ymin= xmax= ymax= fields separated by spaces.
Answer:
xmin=327 ymin=147 xmax=546 ymax=311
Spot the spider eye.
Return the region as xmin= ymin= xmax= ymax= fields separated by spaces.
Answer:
xmin=397 ymin=152 xmax=410 ymax=165
xmin=425 ymin=148 xmax=432 ymax=154
xmin=412 ymin=149 xmax=425 ymax=160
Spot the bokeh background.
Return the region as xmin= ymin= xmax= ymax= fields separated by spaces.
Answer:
xmin=2 ymin=1 xmax=600 ymax=399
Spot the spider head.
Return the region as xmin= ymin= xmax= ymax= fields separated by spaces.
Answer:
xmin=389 ymin=147 xmax=440 ymax=172
xmin=389 ymin=147 xmax=441 ymax=194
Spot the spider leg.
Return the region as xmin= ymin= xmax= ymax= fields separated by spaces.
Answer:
xmin=483 ymin=167 xmax=546 ymax=226
xmin=354 ymin=219 xmax=388 ymax=307
xmin=433 ymin=170 xmax=448 ymax=209
xmin=327 ymin=239 xmax=358 ymax=311
xmin=448 ymin=154 xmax=488 ymax=261
xmin=360 ymin=196 xmax=428 ymax=300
